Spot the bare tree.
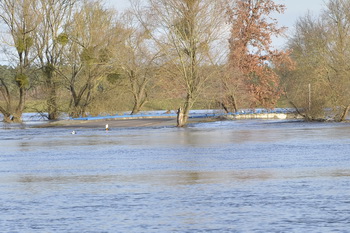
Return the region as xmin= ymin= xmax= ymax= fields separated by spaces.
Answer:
xmin=325 ymin=0 xmax=350 ymax=121
xmin=0 ymin=0 xmax=40 ymax=122
xmin=59 ymin=0 xmax=118 ymax=118
xmin=285 ymin=0 xmax=350 ymax=121
xmin=34 ymin=0 xmax=76 ymax=120
xmin=116 ymin=11 xmax=161 ymax=115
xmin=137 ymin=0 xmax=227 ymax=126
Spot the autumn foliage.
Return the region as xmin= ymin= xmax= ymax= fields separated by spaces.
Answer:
xmin=225 ymin=0 xmax=293 ymax=110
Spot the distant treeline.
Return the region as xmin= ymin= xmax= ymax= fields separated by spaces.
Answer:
xmin=0 ymin=0 xmax=349 ymax=125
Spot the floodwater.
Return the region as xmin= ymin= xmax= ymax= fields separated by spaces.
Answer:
xmin=1 ymin=119 xmax=350 ymax=232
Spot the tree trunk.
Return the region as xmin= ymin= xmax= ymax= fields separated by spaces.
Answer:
xmin=339 ymin=105 xmax=350 ymax=122
xmin=229 ymin=94 xmax=238 ymax=113
xmin=47 ymin=82 xmax=59 ymax=120
xmin=177 ymin=107 xmax=184 ymax=127
xmin=0 ymin=88 xmax=25 ymax=123
xmin=131 ymin=97 xmax=146 ymax=115
xmin=13 ymin=87 xmax=26 ymax=123
xmin=3 ymin=114 xmax=12 ymax=123
xmin=177 ymin=95 xmax=193 ymax=127
xmin=1 ymin=111 xmax=22 ymax=123
xmin=220 ymin=101 xmax=230 ymax=113
xmin=220 ymin=94 xmax=238 ymax=114
xmin=131 ymin=81 xmax=148 ymax=115
xmin=131 ymin=95 xmax=141 ymax=115
xmin=70 ymin=106 xmax=82 ymax=118
xmin=131 ymin=104 xmax=140 ymax=115
xmin=0 ymin=104 xmax=11 ymax=123
xmin=69 ymin=97 xmax=86 ymax=118
xmin=1 ymin=109 xmax=12 ymax=123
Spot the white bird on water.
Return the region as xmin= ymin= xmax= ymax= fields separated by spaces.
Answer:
xmin=106 ymin=124 xmax=109 ymax=131
xmin=71 ymin=130 xmax=76 ymax=135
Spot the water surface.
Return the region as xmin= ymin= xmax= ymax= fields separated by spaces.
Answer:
xmin=1 ymin=119 xmax=350 ymax=232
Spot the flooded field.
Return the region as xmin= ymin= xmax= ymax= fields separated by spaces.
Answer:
xmin=1 ymin=119 xmax=350 ymax=232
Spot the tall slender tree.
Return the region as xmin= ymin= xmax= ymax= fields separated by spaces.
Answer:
xmin=116 ymin=11 xmax=161 ymax=115
xmin=34 ymin=0 xmax=76 ymax=120
xmin=0 ymin=0 xmax=40 ymax=122
xmin=140 ymin=0 xmax=227 ymax=126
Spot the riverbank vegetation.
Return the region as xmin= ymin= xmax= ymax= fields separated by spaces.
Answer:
xmin=0 ymin=0 xmax=347 ymax=125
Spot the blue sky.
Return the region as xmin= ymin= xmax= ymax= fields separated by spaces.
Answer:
xmin=274 ymin=0 xmax=326 ymax=47
xmin=109 ymin=0 xmax=326 ymax=25
xmin=108 ymin=0 xmax=326 ymax=48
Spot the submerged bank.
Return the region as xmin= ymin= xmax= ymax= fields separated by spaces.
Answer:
xmin=38 ymin=108 xmax=300 ymax=129
xmin=36 ymin=117 xmax=217 ymax=129
xmin=1 ymin=108 xmax=301 ymax=129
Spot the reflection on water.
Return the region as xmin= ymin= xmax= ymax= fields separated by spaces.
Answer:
xmin=1 ymin=119 xmax=350 ymax=232
xmin=11 ymin=168 xmax=350 ymax=188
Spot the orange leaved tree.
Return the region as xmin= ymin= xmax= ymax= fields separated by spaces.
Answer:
xmin=224 ymin=0 xmax=293 ymax=112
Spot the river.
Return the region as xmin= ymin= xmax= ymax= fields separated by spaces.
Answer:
xmin=1 ymin=119 xmax=350 ymax=232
